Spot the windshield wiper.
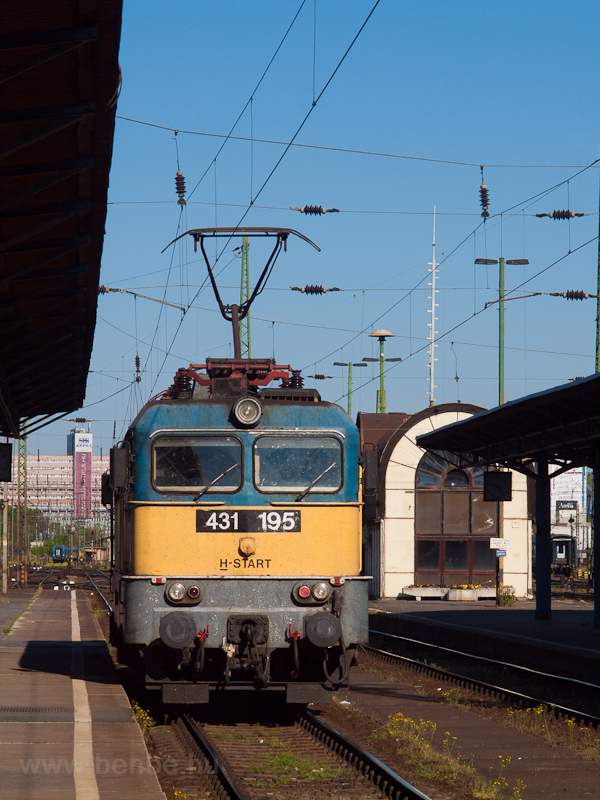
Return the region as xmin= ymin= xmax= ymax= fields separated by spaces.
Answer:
xmin=193 ymin=463 xmax=239 ymax=501
xmin=295 ymin=462 xmax=336 ymax=502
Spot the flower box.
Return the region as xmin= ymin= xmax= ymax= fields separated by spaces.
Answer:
xmin=401 ymin=587 xmax=448 ymax=600
xmin=446 ymin=589 xmax=479 ymax=601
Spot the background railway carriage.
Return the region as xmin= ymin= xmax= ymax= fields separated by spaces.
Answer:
xmin=52 ymin=544 xmax=66 ymax=563
xmin=52 ymin=544 xmax=81 ymax=563
xmin=109 ymin=358 xmax=370 ymax=704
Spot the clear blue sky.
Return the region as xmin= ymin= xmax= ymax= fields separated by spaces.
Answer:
xmin=30 ymin=0 xmax=600 ymax=455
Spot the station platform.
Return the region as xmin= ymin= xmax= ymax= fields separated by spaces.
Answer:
xmin=0 ymin=588 xmax=166 ymax=799
xmin=369 ymin=596 xmax=600 ymax=684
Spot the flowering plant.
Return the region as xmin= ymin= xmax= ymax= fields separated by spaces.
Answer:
xmin=408 ymin=584 xmax=481 ymax=590
xmin=447 ymin=584 xmax=481 ymax=590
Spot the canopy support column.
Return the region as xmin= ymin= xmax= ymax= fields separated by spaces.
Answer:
xmin=535 ymin=458 xmax=552 ymax=620
xmin=594 ymin=450 xmax=600 ymax=628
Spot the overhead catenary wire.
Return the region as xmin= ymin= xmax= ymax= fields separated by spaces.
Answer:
xmin=116 ymin=114 xmax=600 ymax=171
xmin=120 ymin=2 xmax=309 ymax=411
xmin=147 ymin=0 xmax=384 ymax=395
xmin=304 ymin=158 xmax=600 ymax=373
xmin=105 ymin=12 xmax=600 ymax=419
xmin=333 ymin=236 xmax=599 ymax=405
xmin=185 ymin=0 xmax=308 ymax=203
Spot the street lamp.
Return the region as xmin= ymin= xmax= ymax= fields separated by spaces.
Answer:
xmin=333 ymin=362 xmax=367 ymax=417
xmin=366 ymin=330 xmax=395 ymax=413
xmin=475 ymin=258 xmax=529 ymax=406
xmin=476 ymin=257 xmax=529 ymax=607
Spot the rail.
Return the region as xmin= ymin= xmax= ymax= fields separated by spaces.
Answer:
xmin=181 ymin=712 xmax=251 ymax=800
xmin=300 ymin=709 xmax=432 ymax=800
xmin=365 ymin=637 xmax=600 ymax=728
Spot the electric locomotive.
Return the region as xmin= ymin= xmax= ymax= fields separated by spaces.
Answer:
xmin=108 ymin=228 xmax=370 ymax=704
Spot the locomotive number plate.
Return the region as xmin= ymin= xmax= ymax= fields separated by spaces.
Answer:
xmin=196 ymin=509 xmax=301 ymax=533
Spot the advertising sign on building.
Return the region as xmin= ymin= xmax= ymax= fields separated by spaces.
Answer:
xmin=72 ymin=431 xmax=93 ymax=520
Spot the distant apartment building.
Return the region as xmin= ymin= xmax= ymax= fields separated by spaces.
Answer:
xmin=7 ymin=427 xmax=110 ymax=537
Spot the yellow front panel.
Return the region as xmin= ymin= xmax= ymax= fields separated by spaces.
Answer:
xmin=129 ymin=504 xmax=361 ymax=576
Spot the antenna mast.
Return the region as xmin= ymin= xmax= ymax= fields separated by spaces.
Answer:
xmin=427 ymin=207 xmax=438 ymax=406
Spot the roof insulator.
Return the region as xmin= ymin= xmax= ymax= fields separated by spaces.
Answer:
xmin=290 ymin=370 xmax=304 ymax=388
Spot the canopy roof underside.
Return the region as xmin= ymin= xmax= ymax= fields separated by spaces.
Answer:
xmin=0 ymin=1 xmax=122 ymax=437
xmin=416 ymin=374 xmax=600 ymax=473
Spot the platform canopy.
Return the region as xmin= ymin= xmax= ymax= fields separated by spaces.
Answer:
xmin=417 ymin=373 xmax=600 ymax=624
xmin=416 ymin=373 xmax=600 ymax=474
xmin=0 ymin=1 xmax=122 ymax=438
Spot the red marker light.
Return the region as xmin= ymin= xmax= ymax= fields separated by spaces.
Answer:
xmin=298 ymin=585 xmax=311 ymax=599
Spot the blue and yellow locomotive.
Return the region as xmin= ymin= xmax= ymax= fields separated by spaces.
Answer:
xmin=109 ymin=228 xmax=369 ymax=704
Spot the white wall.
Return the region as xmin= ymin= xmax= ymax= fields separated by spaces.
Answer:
xmin=378 ymin=408 xmax=531 ymax=598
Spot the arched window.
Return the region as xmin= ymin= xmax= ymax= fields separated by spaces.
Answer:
xmin=445 ymin=469 xmax=469 ymax=487
xmin=414 ymin=450 xmax=497 ymax=586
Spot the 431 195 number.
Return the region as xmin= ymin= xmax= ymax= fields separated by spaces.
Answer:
xmin=196 ymin=509 xmax=301 ymax=533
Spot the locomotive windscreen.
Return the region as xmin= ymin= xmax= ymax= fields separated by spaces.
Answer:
xmin=153 ymin=435 xmax=242 ymax=492
xmin=254 ymin=435 xmax=342 ymax=493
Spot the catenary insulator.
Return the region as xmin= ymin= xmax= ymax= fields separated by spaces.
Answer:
xmin=479 ymin=183 xmax=490 ymax=217
xmin=565 ymin=290 xmax=588 ymax=300
xmin=291 ymin=285 xmax=340 ymax=295
xmin=290 ymin=205 xmax=340 ymax=215
xmin=535 ymin=210 xmax=584 ymax=220
xmin=308 ymin=374 xmax=332 ymax=380
xmin=135 ymin=354 xmax=140 ymax=372
xmin=175 ymin=169 xmax=186 ymax=205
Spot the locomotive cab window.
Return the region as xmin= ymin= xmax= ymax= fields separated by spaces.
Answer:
xmin=153 ymin=436 xmax=242 ymax=493
xmin=254 ymin=436 xmax=342 ymax=494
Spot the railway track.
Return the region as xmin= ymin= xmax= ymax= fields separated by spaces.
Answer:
xmin=26 ymin=565 xmax=112 ymax=592
xmin=364 ymin=634 xmax=600 ymax=728
xmin=149 ymin=709 xmax=431 ymax=800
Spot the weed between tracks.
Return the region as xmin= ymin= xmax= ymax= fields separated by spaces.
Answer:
xmin=358 ymin=650 xmax=600 ymax=761
xmin=505 ymin=704 xmax=600 ymax=760
xmin=131 ymin=701 xmax=156 ymax=742
xmin=250 ymin=725 xmax=342 ymax=785
xmin=326 ymin=699 xmax=526 ymax=800
xmin=377 ymin=711 xmax=523 ymax=800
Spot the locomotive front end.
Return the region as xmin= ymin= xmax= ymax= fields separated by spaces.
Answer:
xmin=110 ymin=362 xmax=369 ymax=704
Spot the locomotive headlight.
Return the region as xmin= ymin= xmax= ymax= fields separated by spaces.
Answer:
xmin=167 ymin=582 xmax=186 ymax=602
xmin=312 ymin=582 xmax=330 ymax=602
xmin=231 ymin=397 xmax=262 ymax=427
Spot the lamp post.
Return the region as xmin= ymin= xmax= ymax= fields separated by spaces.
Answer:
xmin=366 ymin=330 xmax=395 ymax=413
xmin=475 ymin=257 xmax=529 ymax=606
xmin=474 ymin=258 xmax=529 ymax=406
xmin=333 ymin=362 xmax=367 ymax=417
